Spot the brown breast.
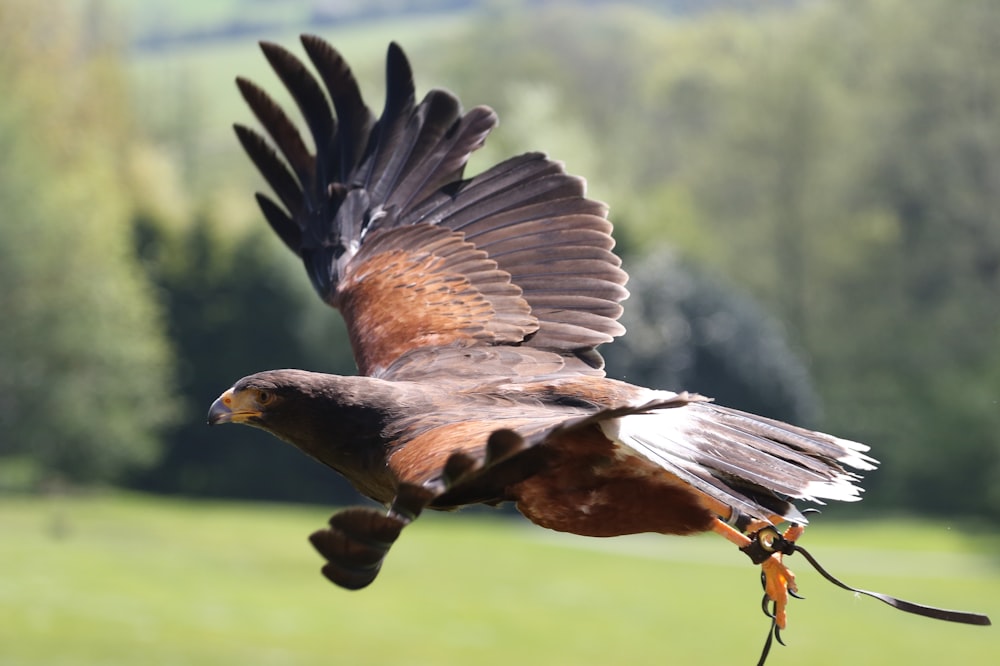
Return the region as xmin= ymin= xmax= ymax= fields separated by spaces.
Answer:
xmin=510 ymin=423 xmax=715 ymax=537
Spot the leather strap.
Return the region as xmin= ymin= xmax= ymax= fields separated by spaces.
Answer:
xmin=741 ymin=527 xmax=991 ymax=665
xmin=791 ymin=542 xmax=992 ymax=626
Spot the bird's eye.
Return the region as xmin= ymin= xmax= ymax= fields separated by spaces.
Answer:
xmin=256 ymin=390 xmax=273 ymax=405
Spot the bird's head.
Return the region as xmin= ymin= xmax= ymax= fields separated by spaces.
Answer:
xmin=207 ymin=370 xmax=369 ymax=453
xmin=207 ymin=371 xmax=298 ymax=429
xmin=207 ymin=369 xmax=417 ymax=502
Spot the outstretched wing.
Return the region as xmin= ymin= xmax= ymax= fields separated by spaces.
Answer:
xmin=236 ymin=36 xmax=628 ymax=377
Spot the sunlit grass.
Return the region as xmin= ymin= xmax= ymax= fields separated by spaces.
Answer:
xmin=1 ymin=493 xmax=996 ymax=665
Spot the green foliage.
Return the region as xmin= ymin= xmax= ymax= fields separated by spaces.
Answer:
xmin=662 ymin=0 xmax=1000 ymax=517
xmin=10 ymin=0 xmax=994 ymax=520
xmin=1 ymin=493 xmax=997 ymax=665
xmin=0 ymin=2 xmax=177 ymax=483
xmin=128 ymin=181 xmax=358 ymax=501
xmin=604 ymin=249 xmax=820 ymax=424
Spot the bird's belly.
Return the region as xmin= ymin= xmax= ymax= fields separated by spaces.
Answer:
xmin=510 ymin=426 xmax=714 ymax=537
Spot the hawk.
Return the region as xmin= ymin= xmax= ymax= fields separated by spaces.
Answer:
xmin=208 ymin=35 xmax=989 ymax=662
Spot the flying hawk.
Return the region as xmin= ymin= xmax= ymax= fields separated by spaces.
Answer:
xmin=208 ymin=35 xmax=989 ymax=662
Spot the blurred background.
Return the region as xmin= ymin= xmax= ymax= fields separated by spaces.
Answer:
xmin=1 ymin=0 xmax=998 ymax=664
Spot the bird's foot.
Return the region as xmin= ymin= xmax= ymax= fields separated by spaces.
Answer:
xmin=725 ymin=522 xmax=804 ymax=664
xmin=309 ymin=483 xmax=436 ymax=590
xmin=754 ymin=524 xmax=804 ymax=630
xmin=712 ymin=518 xmax=803 ymax=629
xmin=760 ymin=551 xmax=797 ymax=629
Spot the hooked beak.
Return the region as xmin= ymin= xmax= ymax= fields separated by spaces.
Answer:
xmin=207 ymin=387 xmax=266 ymax=425
xmin=207 ymin=389 xmax=235 ymax=425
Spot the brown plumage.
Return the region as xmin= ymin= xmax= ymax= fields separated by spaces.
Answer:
xmin=208 ymin=35 xmax=989 ymax=658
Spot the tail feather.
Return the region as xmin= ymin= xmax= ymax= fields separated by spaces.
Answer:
xmin=603 ymin=394 xmax=879 ymax=524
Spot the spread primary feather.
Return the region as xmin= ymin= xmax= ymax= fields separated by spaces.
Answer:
xmin=211 ymin=35 xmax=878 ymax=591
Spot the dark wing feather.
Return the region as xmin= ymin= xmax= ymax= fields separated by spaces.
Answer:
xmin=353 ymin=44 xmax=496 ymax=216
xmin=236 ymin=77 xmax=314 ymax=199
xmin=358 ymin=42 xmax=418 ymax=194
xmin=237 ymin=36 xmax=628 ymax=377
xmin=300 ymin=35 xmax=375 ymax=187
xmin=254 ymin=193 xmax=301 ymax=256
xmin=258 ymin=41 xmax=333 ymax=205
xmin=233 ymin=125 xmax=304 ymax=221
xmin=387 ymin=100 xmax=497 ymax=214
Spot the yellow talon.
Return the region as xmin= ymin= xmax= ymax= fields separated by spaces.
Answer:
xmin=711 ymin=518 xmax=805 ymax=629
xmin=761 ymin=553 xmax=797 ymax=628
xmin=759 ymin=524 xmax=804 ymax=629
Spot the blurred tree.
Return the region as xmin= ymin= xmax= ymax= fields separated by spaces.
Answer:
xmin=0 ymin=1 xmax=177 ymax=485
xmin=643 ymin=0 xmax=1000 ymax=516
xmin=815 ymin=0 xmax=1000 ymax=516
xmin=428 ymin=0 xmax=1000 ymax=518
xmin=25 ymin=0 xmax=986 ymax=516
xmin=604 ymin=249 xmax=820 ymax=425
xmin=127 ymin=168 xmax=359 ymax=502
xmin=431 ymin=5 xmax=826 ymax=421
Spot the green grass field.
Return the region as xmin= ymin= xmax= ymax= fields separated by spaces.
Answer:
xmin=1 ymin=493 xmax=996 ymax=665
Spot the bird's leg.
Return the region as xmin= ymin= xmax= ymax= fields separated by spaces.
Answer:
xmin=309 ymin=483 xmax=436 ymax=590
xmin=758 ymin=524 xmax=803 ymax=630
xmin=711 ymin=518 xmax=804 ymax=630
xmin=311 ymin=433 xmax=531 ymax=591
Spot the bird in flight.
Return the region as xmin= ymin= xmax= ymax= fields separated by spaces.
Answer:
xmin=208 ymin=35 xmax=989 ymax=662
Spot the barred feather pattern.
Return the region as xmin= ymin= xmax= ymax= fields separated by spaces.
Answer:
xmin=236 ymin=35 xmax=628 ymax=376
xmin=601 ymin=389 xmax=878 ymax=524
